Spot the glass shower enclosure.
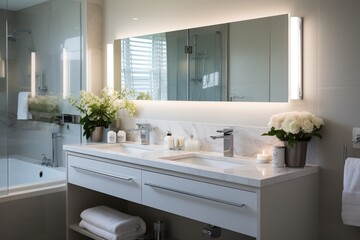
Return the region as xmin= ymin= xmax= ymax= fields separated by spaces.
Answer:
xmin=1 ymin=0 xmax=82 ymax=197
xmin=0 ymin=0 xmax=7 ymax=196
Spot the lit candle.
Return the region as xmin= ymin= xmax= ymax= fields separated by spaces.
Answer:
xmin=257 ymin=150 xmax=270 ymax=163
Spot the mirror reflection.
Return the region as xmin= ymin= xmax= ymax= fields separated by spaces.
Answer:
xmin=115 ymin=14 xmax=288 ymax=102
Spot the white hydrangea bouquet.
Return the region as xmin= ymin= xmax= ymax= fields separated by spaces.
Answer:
xmin=262 ymin=111 xmax=324 ymax=146
xmin=68 ymin=87 xmax=136 ymax=139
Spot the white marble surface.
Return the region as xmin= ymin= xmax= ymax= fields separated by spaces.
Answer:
xmin=64 ymin=142 xmax=318 ymax=188
xmin=116 ymin=117 xmax=283 ymax=159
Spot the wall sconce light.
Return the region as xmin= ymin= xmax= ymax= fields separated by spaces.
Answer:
xmin=31 ymin=51 xmax=36 ymax=97
xmin=62 ymin=48 xmax=69 ymax=99
xmin=107 ymin=43 xmax=114 ymax=89
xmin=290 ymin=16 xmax=303 ymax=100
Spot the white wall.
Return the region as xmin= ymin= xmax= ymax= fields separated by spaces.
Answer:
xmin=318 ymin=0 xmax=360 ymax=239
xmin=103 ymin=0 xmax=360 ymax=239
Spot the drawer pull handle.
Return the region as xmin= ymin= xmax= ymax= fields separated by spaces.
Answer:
xmin=144 ymin=183 xmax=245 ymax=208
xmin=71 ymin=165 xmax=133 ymax=182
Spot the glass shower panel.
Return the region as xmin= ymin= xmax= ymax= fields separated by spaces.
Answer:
xmin=188 ymin=25 xmax=226 ymax=101
xmin=6 ymin=0 xmax=81 ymax=189
xmin=166 ymin=30 xmax=188 ymax=100
xmin=0 ymin=0 xmax=7 ymax=196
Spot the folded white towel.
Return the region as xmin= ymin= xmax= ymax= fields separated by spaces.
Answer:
xmin=80 ymin=206 xmax=146 ymax=236
xmin=342 ymin=157 xmax=360 ymax=226
xmin=79 ymin=219 xmax=140 ymax=240
xmin=17 ymin=92 xmax=31 ymax=120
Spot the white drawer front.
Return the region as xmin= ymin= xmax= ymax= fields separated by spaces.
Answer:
xmin=68 ymin=155 xmax=142 ymax=203
xmin=142 ymin=171 xmax=258 ymax=237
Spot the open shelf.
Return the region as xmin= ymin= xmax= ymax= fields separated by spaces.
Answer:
xmin=69 ymin=223 xmax=106 ymax=240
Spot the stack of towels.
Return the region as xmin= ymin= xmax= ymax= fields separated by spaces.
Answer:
xmin=342 ymin=157 xmax=360 ymax=226
xmin=79 ymin=206 xmax=146 ymax=240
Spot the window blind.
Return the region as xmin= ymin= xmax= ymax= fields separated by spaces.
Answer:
xmin=121 ymin=33 xmax=167 ymax=100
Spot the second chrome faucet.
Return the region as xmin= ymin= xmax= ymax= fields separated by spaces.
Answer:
xmin=129 ymin=123 xmax=152 ymax=145
xmin=210 ymin=129 xmax=234 ymax=157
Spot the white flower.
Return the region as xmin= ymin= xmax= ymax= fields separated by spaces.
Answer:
xmin=268 ymin=112 xmax=286 ymax=129
xmin=302 ymin=119 xmax=314 ymax=133
xmin=310 ymin=114 xmax=324 ymax=129
xmin=264 ymin=111 xmax=324 ymax=143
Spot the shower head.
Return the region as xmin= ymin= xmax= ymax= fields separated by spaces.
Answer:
xmin=7 ymin=35 xmax=17 ymax=41
xmin=9 ymin=27 xmax=32 ymax=36
xmin=7 ymin=27 xmax=34 ymax=51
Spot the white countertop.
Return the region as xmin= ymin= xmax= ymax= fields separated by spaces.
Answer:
xmin=64 ymin=142 xmax=318 ymax=188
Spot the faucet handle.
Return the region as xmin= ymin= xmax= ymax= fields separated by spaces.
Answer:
xmin=136 ymin=123 xmax=151 ymax=129
xmin=217 ymin=129 xmax=233 ymax=135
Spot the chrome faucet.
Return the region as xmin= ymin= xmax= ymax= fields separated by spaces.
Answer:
xmin=210 ymin=129 xmax=234 ymax=157
xmin=41 ymin=153 xmax=52 ymax=167
xmin=129 ymin=123 xmax=152 ymax=145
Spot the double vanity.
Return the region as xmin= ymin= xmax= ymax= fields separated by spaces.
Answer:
xmin=64 ymin=142 xmax=318 ymax=240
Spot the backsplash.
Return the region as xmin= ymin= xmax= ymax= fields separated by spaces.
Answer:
xmin=117 ymin=117 xmax=282 ymax=158
xmin=116 ymin=117 xmax=320 ymax=164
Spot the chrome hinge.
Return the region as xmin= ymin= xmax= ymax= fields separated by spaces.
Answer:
xmin=185 ymin=45 xmax=193 ymax=54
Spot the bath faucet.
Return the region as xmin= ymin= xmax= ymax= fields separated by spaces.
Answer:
xmin=210 ymin=129 xmax=234 ymax=157
xmin=41 ymin=154 xmax=52 ymax=167
xmin=52 ymin=133 xmax=62 ymax=168
xmin=129 ymin=123 xmax=152 ymax=145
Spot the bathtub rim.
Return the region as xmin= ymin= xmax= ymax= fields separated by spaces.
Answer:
xmin=0 ymin=155 xmax=66 ymax=203
xmin=0 ymin=182 xmax=66 ymax=204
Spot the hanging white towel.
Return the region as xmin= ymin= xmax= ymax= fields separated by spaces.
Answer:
xmin=80 ymin=206 xmax=146 ymax=236
xmin=17 ymin=92 xmax=31 ymax=120
xmin=342 ymin=157 xmax=360 ymax=226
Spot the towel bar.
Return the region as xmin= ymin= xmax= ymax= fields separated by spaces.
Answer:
xmin=343 ymin=145 xmax=348 ymax=162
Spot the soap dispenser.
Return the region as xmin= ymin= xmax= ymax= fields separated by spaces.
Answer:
xmin=164 ymin=131 xmax=174 ymax=150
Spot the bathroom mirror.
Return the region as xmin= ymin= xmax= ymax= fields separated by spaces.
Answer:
xmin=115 ymin=14 xmax=289 ymax=102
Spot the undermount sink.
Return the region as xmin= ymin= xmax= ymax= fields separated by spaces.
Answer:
xmin=160 ymin=153 xmax=248 ymax=169
xmin=89 ymin=144 xmax=154 ymax=154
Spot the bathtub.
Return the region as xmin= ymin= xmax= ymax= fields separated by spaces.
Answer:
xmin=0 ymin=156 xmax=66 ymax=203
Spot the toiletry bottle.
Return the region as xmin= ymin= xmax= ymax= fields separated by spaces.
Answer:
xmin=107 ymin=130 xmax=116 ymax=143
xmin=117 ymin=130 xmax=126 ymax=143
xmin=184 ymin=135 xmax=201 ymax=152
xmin=164 ymin=131 xmax=174 ymax=150
xmin=177 ymin=136 xmax=185 ymax=150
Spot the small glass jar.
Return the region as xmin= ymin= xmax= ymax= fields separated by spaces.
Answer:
xmin=272 ymin=146 xmax=285 ymax=168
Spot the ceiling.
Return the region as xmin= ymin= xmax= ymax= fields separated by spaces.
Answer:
xmin=7 ymin=0 xmax=48 ymax=11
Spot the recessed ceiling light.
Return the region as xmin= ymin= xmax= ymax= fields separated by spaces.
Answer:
xmin=131 ymin=17 xmax=139 ymax=21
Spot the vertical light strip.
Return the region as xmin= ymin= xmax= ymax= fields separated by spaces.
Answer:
xmin=107 ymin=43 xmax=114 ymax=89
xmin=0 ymin=56 xmax=5 ymax=78
xmin=31 ymin=52 xmax=36 ymax=97
xmin=63 ymin=48 xmax=69 ymax=99
xmin=86 ymin=49 xmax=92 ymax=92
xmin=290 ymin=17 xmax=303 ymax=100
